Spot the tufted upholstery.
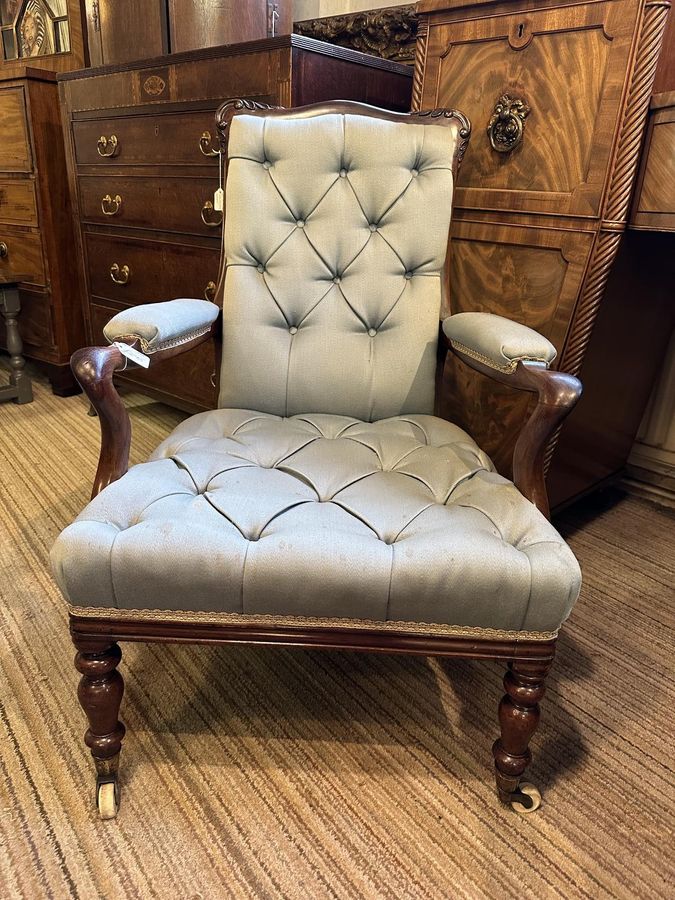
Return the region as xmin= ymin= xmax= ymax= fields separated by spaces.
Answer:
xmin=51 ymin=410 xmax=581 ymax=634
xmin=218 ymin=112 xmax=457 ymax=420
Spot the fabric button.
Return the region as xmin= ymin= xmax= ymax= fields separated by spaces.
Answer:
xmin=332 ymin=276 xmax=341 ymax=284
xmin=339 ymin=168 xmax=347 ymax=177
xmin=411 ymin=168 xmax=419 ymax=177
xmin=296 ymin=219 xmax=305 ymax=228
xmin=289 ymin=326 xmax=298 ymax=335
xmin=262 ymin=160 xmax=272 ymax=169
xmin=257 ymin=264 xmax=265 ymax=273
xmin=404 ymin=271 xmax=413 ymax=280
xmin=368 ymin=328 xmax=377 ymax=337
xmin=369 ymin=223 xmax=378 ymax=232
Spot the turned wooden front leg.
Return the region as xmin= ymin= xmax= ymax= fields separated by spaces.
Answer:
xmin=73 ymin=638 xmax=126 ymax=779
xmin=492 ymin=658 xmax=551 ymax=803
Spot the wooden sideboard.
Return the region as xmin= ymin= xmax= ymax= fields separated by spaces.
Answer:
xmin=0 ymin=67 xmax=85 ymax=394
xmin=414 ymin=0 xmax=672 ymax=508
xmin=58 ymin=34 xmax=413 ymax=410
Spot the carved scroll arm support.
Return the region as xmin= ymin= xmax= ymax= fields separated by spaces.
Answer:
xmin=440 ymin=319 xmax=582 ymax=518
xmin=71 ymin=326 xmax=216 ymax=500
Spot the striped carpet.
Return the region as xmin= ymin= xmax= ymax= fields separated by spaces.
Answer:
xmin=0 ymin=367 xmax=673 ymax=900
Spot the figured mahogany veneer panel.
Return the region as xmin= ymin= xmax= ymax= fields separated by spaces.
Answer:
xmin=73 ymin=112 xmax=222 ymax=168
xmin=78 ymin=175 xmax=222 ymax=237
xmin=440 ymin=221 xmax=594 ymax=473
xmin=85 ymin=232 xmax=220 ymax=306
xmin=0 ymin=87 xmax=32 ymax=172
xmin=90 ymin=301 xmax=218 ymax=410
xmin=425 ymin=0 xmax=640 ymax=217
xmin=0 ymin=179 xmax=37 ymax=226
xmin=632 ymin=101 xmax=675 ymax=230
xmin=0 ymin=226 xmax=45 ymax=285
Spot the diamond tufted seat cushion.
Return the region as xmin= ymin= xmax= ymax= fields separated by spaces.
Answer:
xmin=51 ymin=409 xmax=581 ymax=637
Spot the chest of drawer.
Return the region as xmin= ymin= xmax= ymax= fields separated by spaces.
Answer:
xmin=0 ymin=226 xmax=45 ymax=285
xmin=73 ymin=111 xmax=222 ymax=168
xmin=0 ymin=87 xmax=32 ymax=172
xmin=0 ymin=179 xmax=38 ymax=227
xmin=78 ymin=175 xmax=221 ymax=236
xmin=85 ymin=232 xmax=220 ymax=305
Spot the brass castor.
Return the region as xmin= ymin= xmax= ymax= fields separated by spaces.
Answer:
xmin=96 ymin=776 xmax=119 ymax=820
xmin=510 ymin=782 xmax=542 ymax=814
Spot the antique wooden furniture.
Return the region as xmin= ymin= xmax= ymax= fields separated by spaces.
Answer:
xmin=58 ymin=35 xmax=413 ymax=411
xmin=51 ymin=100 xmax=583 ymax=821
xmin=0 ymin=66 xmax=85 ymax=394
xmin=294 ymin=4 xmax=418 ymax=63
xmin=0 ymin=275 xmax=33 ymax=403
xmin=414 ymin=0 xmax=672 ymax=509
xmin=0 ymin=0 xmax=87 ymax=73
xmin=84 ymin=0 xmax=293 ymax=67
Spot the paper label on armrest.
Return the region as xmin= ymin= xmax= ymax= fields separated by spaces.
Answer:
xmin=113 ymin=341 xmax=150 ymax=368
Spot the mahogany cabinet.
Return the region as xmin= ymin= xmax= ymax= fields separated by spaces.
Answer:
xmin=0 ymin=67 xmax=84 ymax=393
xmin=414 ymin=0 xmax=672 ymax=508
xmin=58 ymin=34 xmax=413 ymax=410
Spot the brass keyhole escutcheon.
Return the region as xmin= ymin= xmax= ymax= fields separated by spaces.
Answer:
xmin=201 ymin=200 xmax=223 ymax=228
xmin=199 ymin=131 xmax=219 ymax=157
xmin=0 ymin=241 xmax=8 ymax=259
xmin=101 ymin=194 xmax=122 ymax=216
xmin=487 ymin=94 xmax=530 ymax=153
xmin=97 ymin=135 xmax=119 ymax=157
xmin=110 ymin=263 xmax=130 ymax=285
xmin=204 ymin=281 xmax=217 ymax=301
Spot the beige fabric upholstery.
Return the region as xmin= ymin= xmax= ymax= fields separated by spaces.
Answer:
xmin=51 ymin=410 xmax=581 ymax=633
xmin=103 ymin=299 xmax=219 ymax=353
xmin=443 ymin=312 xmax=557 ymax=373
xmin=218 ymin=112 xmax=457 ymax=420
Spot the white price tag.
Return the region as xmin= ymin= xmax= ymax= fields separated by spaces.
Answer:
xmin=114 ymin=341 xmax=150 ymax=368
xmin=213 ymin=187 xmax=224 ymax=212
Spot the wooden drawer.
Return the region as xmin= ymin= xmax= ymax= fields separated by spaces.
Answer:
xmin=0 ymin=226 xmax=45 ymax=285
xmin=0 ymin=86 xmax=32 ymax=172
xmin=422 ymin=0 xmax=640 ymax=218
xmin=73 ymin=111 xmax=222 ymax=168
xmin=0 ymin=178 xmax=38 ymax=227
xmin=85 ymin=232 xmax=220 ymax=305
xmin=441 ymin=219 xmax=595 ymax=473
xmin=90 ymin=300 xmax=218 ymax=410
xmin=78 ymin=174 xmax=221 ymax=236
xmin=0 ymin=286 xmax=54 ymax=355
xmin=631 ymin=94 xmax=675 ymax=231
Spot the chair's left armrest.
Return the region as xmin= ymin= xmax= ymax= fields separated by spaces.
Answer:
xmin=441 ymin=312 xmax=582 ymax=518
xmin=72 ymin=299 xmax=220 ymax=499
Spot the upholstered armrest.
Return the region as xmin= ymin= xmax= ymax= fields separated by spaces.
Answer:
xmin=441 ymin=313 xmax=581 ymax=518
xmin=103 ymin=298 xmax=219 ymax=354
xmin=72 ymin=299 xmax=220 ymax=499
xmin=442 ymin=312 xmax=557 ymax=373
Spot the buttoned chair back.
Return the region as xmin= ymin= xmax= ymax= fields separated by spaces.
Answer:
xmin=217 ymin=103 xmax=467 ymax=421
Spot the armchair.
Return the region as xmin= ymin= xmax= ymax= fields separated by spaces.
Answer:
xmin=51 ymin=100 xmax=582 ymax=820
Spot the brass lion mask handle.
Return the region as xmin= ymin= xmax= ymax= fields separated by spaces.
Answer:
xmin=110 ymin=263 xmax=130 ymax=285
xmin=101 ymin=194 xmax=122 ymax=216
xmin=97 ymin=135 xmax=119 ymax=158
xmin=0 ymin=241 xmax=8 ymax=259
xmin=204 ymin=281 xmax=217 ymax=301
xmin=487 ymin=94 xmax=530 ymax=153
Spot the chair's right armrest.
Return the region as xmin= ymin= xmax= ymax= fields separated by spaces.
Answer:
xmin=72 ymin=299 xmax=220 ymax=499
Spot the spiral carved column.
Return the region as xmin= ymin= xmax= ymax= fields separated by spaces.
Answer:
xmin=411 ymin=19 xmax=428 ymax=112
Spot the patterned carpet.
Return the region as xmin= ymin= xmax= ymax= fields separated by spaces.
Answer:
xmin=1 ymin=367 xmax=673 ymax=899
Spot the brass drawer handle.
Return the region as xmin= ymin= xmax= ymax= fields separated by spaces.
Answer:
xmin=110 ymin=263 xmax=130 ymax=285
xmin=199 ymin=131 xmax=219 ymax=157
xmin=101 ymin=194 xmax=122 ymax=216
xmin=97 ymin=135 xmax=119 ymax=158
xmin=204 ymin=280 xmax=216 ymax=301
xmin=0 ymin=241 xmax=7 ymax=259
xmin=487 ymin=94 xmax=530 ymax=153
xmin=200 ymin=200 xmax=223 ymax=228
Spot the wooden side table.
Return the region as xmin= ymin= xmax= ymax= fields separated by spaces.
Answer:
xmin=1 ymin=277 xmax=33 ymax=404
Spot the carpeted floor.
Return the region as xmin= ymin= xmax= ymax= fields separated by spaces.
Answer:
xmin=1 ymin=367 xmax=674 ymax=899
